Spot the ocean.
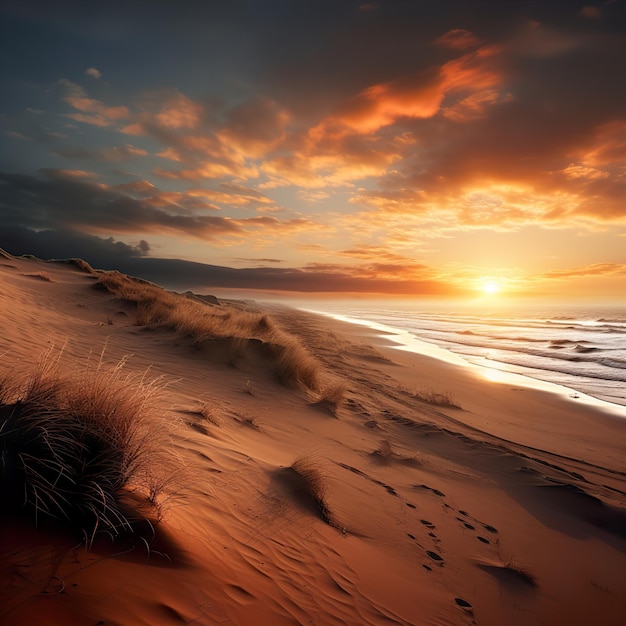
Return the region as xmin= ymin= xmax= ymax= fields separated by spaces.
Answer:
xmin=305 ymin=301 xmax=626 ymax=413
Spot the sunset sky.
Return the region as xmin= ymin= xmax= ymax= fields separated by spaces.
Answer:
xmin=1 ymin=0 xmax=625 ymax=298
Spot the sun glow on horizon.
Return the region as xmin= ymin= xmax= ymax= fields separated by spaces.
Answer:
xmin=480 ymin=279 xmax=501 ymax=295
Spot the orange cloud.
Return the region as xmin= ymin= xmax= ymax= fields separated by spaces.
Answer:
xmin=154 ymin=160 xmax=259 ymax=181
xmin=576 ymin=121 xmax=626 ymax=167
xmin=439 ymin=43 xmax=502 ymax=93
xmin=41 ymin=168 xmax=101 ymax=180
xmin=540 ymin=263 xmax=626 ymax=280
xmin=98 ymin=144 xmax=148 ymax=161
xmin=317 ymin=68 xmax=444 ymax=135
xmin=443 ymin=90 xmax=508 ymax=122
xmin=152 ymin=91 xmax=204 ymax=129
xmin=217 ymin=97 xmax=290 ymax=157
xmin=59 ymin=79 xmax=130 ymax=127
xmin=307 ymin=36 xmax=502 ymax=137
xmin=186 ymin=185 xmax=274 ymax=208
xmin=155 ymin=147 xmax=183 ymax=161
xmin=435 ymin=29 xmax=482 ymax=50
xmin=579 ymin=5 xmax=603 ymax=20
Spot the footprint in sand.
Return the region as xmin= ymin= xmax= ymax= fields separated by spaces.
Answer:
xmin=416 ymin=484 xmax=446 ymax=497
xmin=420 ymin=519 xmax=435 ymax=528
xmin=477 ymin=536 xmax=490 ymax=544
xmin=454 ymin=598 xmax=473 ymax=609
xmin=453 ymin=509 xmax=499 ymax=537
xmin=406 ymin=503 xmax=416 ymax=509
xmin=426 ymin=550 xmax=443 ymax=562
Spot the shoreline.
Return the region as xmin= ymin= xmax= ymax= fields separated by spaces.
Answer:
xmin=304 ymin=308 xmax=626 ymax=418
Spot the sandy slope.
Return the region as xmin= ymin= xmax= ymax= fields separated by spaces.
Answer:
xmin=1 ymin=254 xmax=625 ymax=626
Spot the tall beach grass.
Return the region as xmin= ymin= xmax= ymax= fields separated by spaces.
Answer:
xmin=0 ymin=352 xmax=169 ymax=544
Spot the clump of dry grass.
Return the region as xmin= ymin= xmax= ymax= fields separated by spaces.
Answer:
xmin=50 ymin=257 xmax=95 ymax=273
xmin=371 ymin=439 xmax=394 ymax=463
xmin=370 ymin=439 xmax=422 ymax=467
xmin=0 ymin=352 xmax=169 ymax=544
xmin=309 ymin=379 xmax=348 ymax=416
xmin=199 ymin=403 xmax=222 ymax=427
xmin=271 ymin=338 xmax=321 ymax=390
xmin=402 ymin=386 xmax=461 ymax=409
xmin=94 ymin=271 xmax=324 ymax=391
xmin=504 ymin=559 xmax=538 ymax=587
xmin=284 ymin=456 xmax=333 ymax=526
xmin=23 ymin=271 xmax=53 ymax=282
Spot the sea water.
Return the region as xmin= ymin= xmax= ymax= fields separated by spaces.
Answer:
xmin=304 ymin=301 xmax=626 ymax=412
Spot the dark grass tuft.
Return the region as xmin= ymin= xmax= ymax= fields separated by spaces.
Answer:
xmin=57 ymin=257 xmax=95 ymax=273
xmin=277 ymin=457 xmax=334 ymax=526
xmin=0 ymin=354 xmax=169 ymax=545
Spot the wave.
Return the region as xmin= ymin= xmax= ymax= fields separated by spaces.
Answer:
xmin=459 ymin=329 xmax=545 ymax=342
xmin=408 ymin=333 xmax=625 ymax=372
xmin=545 ymin=320 xmax=626 ymax=334
xmin=482 ymin=356 xmax=626 ymax=383
xmin=332 ymin=305 xmax=626 ymax=404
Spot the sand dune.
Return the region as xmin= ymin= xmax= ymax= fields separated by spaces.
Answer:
xmin=1 ymin=253 xmax=625 ymax=625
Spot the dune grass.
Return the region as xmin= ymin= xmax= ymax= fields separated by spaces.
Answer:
xmin=23 ymin=271 xmax=53 ymax=282
xmin=94 ymin=271 xmax=324 ymax=391
xmin=53 ymin=257 xmax=95 ymax=273
xmin=504 ymin=559 xmax=538 ymax=587
xmin=286 ymin=456 xmax=333 ymax=526
xmin=0 ymin=352 xmax=169 ymax=545
xmin=309 ymin=379 xmax=348 ymax=416
xmin=401 ymin=385 xmax=461 ymax=409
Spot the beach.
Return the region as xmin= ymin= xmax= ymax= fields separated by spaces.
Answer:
xmin=1 ymin=253 xmax=625 ymax=626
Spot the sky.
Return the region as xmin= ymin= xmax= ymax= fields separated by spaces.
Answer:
xmin=1 ymin=0 xmax=625 ymax=299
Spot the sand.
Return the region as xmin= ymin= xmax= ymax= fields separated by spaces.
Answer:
xmin=1 ymin=253 xmax=625 ymax=626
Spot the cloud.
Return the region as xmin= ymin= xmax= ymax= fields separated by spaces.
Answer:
xmin=40 ymin=168 xmax=101 ymax=180
xmin=150 ymin=90 xmax=204 ymax=130
xmin=217 ymin=97 xmax=290 ymax=157
xmin=85 ymin=67 xmax=102 ymax=79
xmin=0 ymin=224 xmax=149 ymax=269
xmin=539 ymin=263 xmax=626 ymax=280
xmin=186 ymin=184 xmax=274 ymax=208
xmin=0 ymin=223 xmax=457 ymax=295
xmin=98 ymin=144 xmax=148 ymax=161
xmin=111 ymin=258 xmax=458 ymax=295
xmin=0 ymin=171 xmax=323 ymax=247
xmin=59 ymin=79 xmax=130 ymax=127
xmin=435 ymin=29 xmax=482 ymax=50
xmin=312 ymin=69 xmax=444 ymax=135
xmin=579 ymin=5 xmax=603 ymax=20
xmin=230 ymin=257 xmax=284 ymax=264
xmin=306 ymin=36 xmax=502 ymax=137
xmin=0 ymin=170 xmax=243 ymax=239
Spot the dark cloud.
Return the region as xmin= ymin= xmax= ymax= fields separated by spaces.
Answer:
xmin=0 ymin=170 xmax=243 ymax=238
xmin=0 ymin=224 xmax=456 ymax=295
xmin=0 ymin=224 xmax=149 ymax=269
xmin=117 ymin=258 xmax=457 ymax=295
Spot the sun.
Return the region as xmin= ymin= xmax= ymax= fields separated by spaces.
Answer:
xmin=481 ymin=280 xmax=501 ymax=295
